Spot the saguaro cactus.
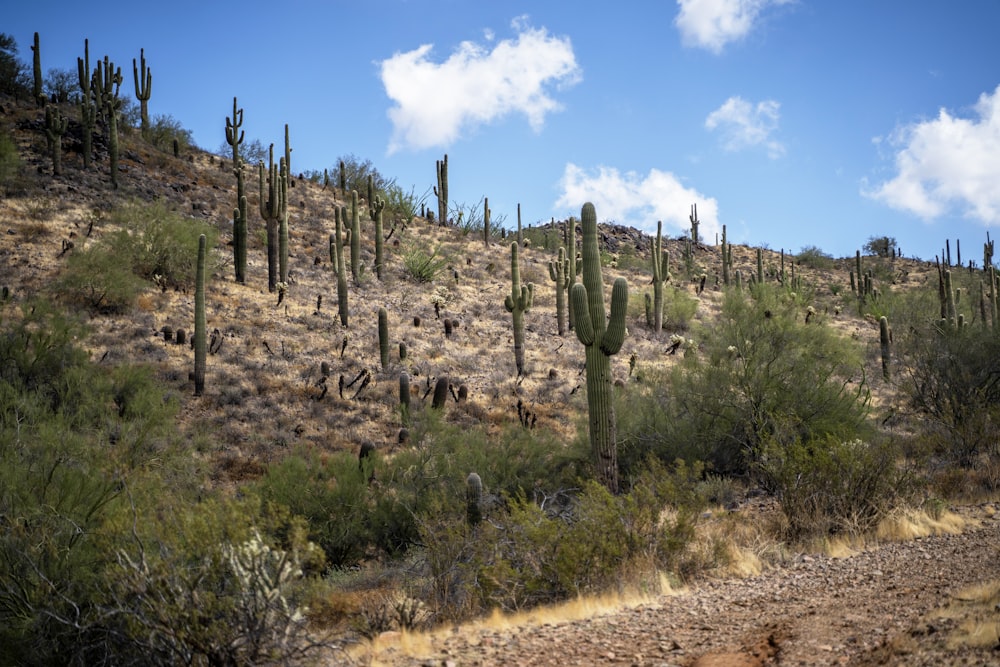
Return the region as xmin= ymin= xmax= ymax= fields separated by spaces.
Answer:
xmin=132 ymin=48 xmax=152 ymax=138
xmin=879 ymin=316 xmax=891 ymax=380
xmin=369 ymin=193 xmax=385 ymax=280
xmin=226 ymin=97 xmax=244 ymax=168
xmin=258 ymin=144 xmax=287 ymax=292
xmin=466 ymin=472 xmax=483 ymax=527
xmin=378 ymin=307 xmax=390 ymax=371
xmin=77 ymin=39 xmax=95 ymax=169
xmin=399 ymin=371 xmax=411 ymax=425
xmin=194 ymin=234 xmax=207 ymax=396
xmin=650 ymin=220 xmax=669 ymax=332
xmin=483 ymin=197 xmax=491 ymax=247
xmin=571 ymin=203 xmax=628 ymax=493
xmin=43 ymin=105 xmax=68 ymax=176
xmin=233 ymin=165 xmax=248 ymax=284
xmin=689 ymin=203 xmax=700 ymax=244
xmin=435 ymin=153 xmax=448 ymax=225
xmin=31 ymin=32 xmax=44 ymax=107
xmin=548 ymin=247 xmax=570 ymax=336
xmin=333 ymin=208 xmax=349 ymax=327
xmin=721 ymin=224 xmax=733 ymax=286
xmin=349 ymin=190 xmax=361 ymax=284
xmin=93 ymin=55 xmax=123 ymax=188
xmin=504 ymin=242 xmax=534 ymax=376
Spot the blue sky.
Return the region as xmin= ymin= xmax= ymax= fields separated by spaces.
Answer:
xmin=9 ymin=1 xmax=1000 ymax=260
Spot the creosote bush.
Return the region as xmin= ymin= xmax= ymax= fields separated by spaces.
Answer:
xmin=418 ymin=458 xmax=709 ymax=619
xmin=57 ymin=199 xmax=217 ymax=311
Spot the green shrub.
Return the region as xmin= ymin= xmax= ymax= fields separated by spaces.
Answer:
xmin=0 ymin=126 xmax=19 ymax=187
xmin=105 ymin=199 xmax=218 ymax=287
xmin=145 ymin=114 xmax=194 ymax=154
xmin=384 ymin=182 xmax=428 ymax=225
xmin=618 ymin=283 xmax=871 ymax=477
xmin=334 ymin=153 xmax=388 ymax=196
xmin=796 ymin=245 xmax=835 ymax=270
xmin=902 ymin=321 xmax=1000 ymax=466
xmin=419 ymin=458 xmax=705 ymax=618
xmin=756 ymin=436 xmax=910 ymax=538
xmin=57 ymin=243 xmax=147 ymax=312
xmin=864 ymin=235 xmax=897 ymax=258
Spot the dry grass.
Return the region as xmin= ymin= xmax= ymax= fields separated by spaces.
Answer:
xmin=932 ymin=580 xmax=1000 ymax=649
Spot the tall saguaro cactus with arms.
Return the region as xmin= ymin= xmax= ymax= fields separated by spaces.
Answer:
xmin=572 ymin=203 xmax=628 ymax=493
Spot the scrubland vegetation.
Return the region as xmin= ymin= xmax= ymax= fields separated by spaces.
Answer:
xmin=1 ymin=33 xmax=999 ymax=665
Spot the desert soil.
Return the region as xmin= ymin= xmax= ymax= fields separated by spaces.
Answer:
xmin=365 ymin=503 xmax=1000 ymax=667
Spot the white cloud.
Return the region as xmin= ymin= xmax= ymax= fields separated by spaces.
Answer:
xmin=866 ymin=85 xmax=1000 ymax=224
xmin=675 ymin=0 xmax=792 ymax=54
xmin=380 ymin=19 xmax=581 ymax=153
xmin=556 ymin=164 xmax=720 ymax=241
xmin=705 ymin=96 xmax=785 ymax=158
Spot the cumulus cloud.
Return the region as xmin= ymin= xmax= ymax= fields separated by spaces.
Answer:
xmin=675 ymin=0 xmax=792 ymax=54
xmin=380 ymin=19 xmax=581 ymax=153
xmin=556 ymin=163 xmax=720 ymax=241
xmin=705 ymin=96 xmax=785 ymax=158
xmin=866 ymin=85 xmax=1000 ymax=224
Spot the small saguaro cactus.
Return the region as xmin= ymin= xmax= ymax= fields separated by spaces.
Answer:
xmin=566 ymin=218 xmax=578 ymax=330
xmin=571 ymin=202 xmax=628 ymax=494
xmin=370 ymin=193 xmax=386 ymax=280
xmin=378 ymin=307 xmax=390 ymax=371
xmin=879 ymin=316 xmax=891 ymax=380
xmin=721 ymin=224 xmax=733 ymax=286
xmin=333 ymin=208 xmax=349 ymax=327
xmin=132 ymin=48 xmax=152 ymax=137
xmin=226 ymin=96 xmax=244 ymax=168
xmin=689 ymin=203 xmax=700 ymax=244
xmin=466 ymin=472 xmax=483 ymax=527
xmin=43 ymin=105 xmax=68 ymax=176
xmin=504 ymin=242 xmax=534 ymax=376
xmin=233 ymin=165 xmax=248 ymax=284
xmin=548 ymin=246 xmax=570 ymax=336
xmin=756 ymin=247 xmax=764 ymax=285
xmin=435 ymin=153 xmax=448 ymax=226
xmin=194 ymin=234 xmax=207 ymax=396
xmin=650 ymin=220 xmax=669 ymax=332
xmin=349 ymin=190 xmax=362 ymax=284
xmin=431 ymin=376 xmax=450 ymax=409
xmin=483 ymin=197 xmax=491 ymax=247
xmin=399 ymin=371 xmax=411 ymax=425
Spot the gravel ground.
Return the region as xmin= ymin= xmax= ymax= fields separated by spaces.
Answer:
xmin=366 ymin=503 xmax=1000 ymax=667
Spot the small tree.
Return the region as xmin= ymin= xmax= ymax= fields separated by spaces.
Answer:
xmin=864 ymin=235 xmax=897 ymax=258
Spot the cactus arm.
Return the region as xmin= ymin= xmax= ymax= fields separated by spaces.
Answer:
xmin=602 ymin=279 xmax=628 ymax=355
xmin=571 ymin=284 xmax=595 ymax=346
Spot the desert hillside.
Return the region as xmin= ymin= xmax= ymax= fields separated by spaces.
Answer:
xmin=2 ymin=91 xmax=999 ymax=667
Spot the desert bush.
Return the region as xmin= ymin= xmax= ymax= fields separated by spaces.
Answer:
xmin=334 ymin=153 xmax=388 ymax=196
xmin=901 ymin=321 xmax=1000 ymax=466
xmin=145 ymin=114 xmax=194 ymax=154
xmin=58 ymin=243 xmax=147 ymax=312
xmin=0 ymin=126 xmax=21 ymax=190
xmin=796 ymin=245 xmax=835 ymax=270
xmin=383 ymin=181 xmax=428 ymax=224
xmin=104 ymin=199 xmax=218 ymax=286
xmin=618 ymin=283 xmax=871 ymax=477
xmin=756 ymin=435 xmax=911 ymax=538
xmin=0 ymin=300 xmax=328 ymax=664
xmin=864 ymin=235 xmax=897 ymax=258
xmin=419 ymin=458 xmax=705 ymax=618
